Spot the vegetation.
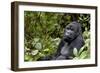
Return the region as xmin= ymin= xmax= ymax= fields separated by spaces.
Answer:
xmin=24 ymin=11 xmax=90 ymax=61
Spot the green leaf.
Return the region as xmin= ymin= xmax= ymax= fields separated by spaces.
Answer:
xmin=25 ymin=46 xmax=30 ymax=51
xmin=79 ymin=51 xmax=87 ymax=59
xmin=35 ymin=42 xmax=42 ymax=50
xmin=73 ymin=57 xmax=79 ymax=60
xmin=34 ymin=38 xmax=39 ymax=42
xmin=32 ymin=41 xmax=36 ymax=47
xmin=85 ymin=39 xmax=90 ymax=44
xmin=31 ymin=50 xmax=39 ymax=56
xmin=73 ymin=48 xmax=78 ymax=57
xmin=38 ymin=53 xmax=45 ymax=57
xmin=43 ymin=48 xmax=49 ymax=52
xmin=79 ymin=46 xmax=85 ymax=55
xmin=24 ymin=55 xmax=32 ymax=61
xmin=51 ymin=38 xmax=61 ymax=46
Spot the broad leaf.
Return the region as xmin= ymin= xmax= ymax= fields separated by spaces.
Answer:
xmin=35 ymin=42 xmax=42 ymax=50
xmin=31 ymin=50 xmax=39 ymax=56
xmin=79 ymin=51 xmax=87 ymax=59
xmin=73 ymin=48 xmax=78 ymax=57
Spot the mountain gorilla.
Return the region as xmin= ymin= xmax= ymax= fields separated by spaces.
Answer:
xmin=54 ymin=21 xmax=84 ymax=60
xmin=39 ymin=21 xmax=84 ymax=60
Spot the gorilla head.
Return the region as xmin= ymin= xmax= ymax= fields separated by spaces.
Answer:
xmin=63 ymin=21 xmax=82 ymax=43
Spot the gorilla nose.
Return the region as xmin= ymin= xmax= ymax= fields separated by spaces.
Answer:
xmin=65 ymin=33 xmax=69 ymax=36
xmin=65 ymin=32 xmax=69 ymax=36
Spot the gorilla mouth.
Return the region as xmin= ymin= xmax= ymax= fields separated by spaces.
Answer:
xmin=63 ymin=36 xmax=72 ymax=42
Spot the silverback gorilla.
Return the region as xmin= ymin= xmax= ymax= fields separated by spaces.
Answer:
xmin=39 ymin=21 xmax=84 ymax=60
xmin=54 ymin=21 xmax=84 ymax=60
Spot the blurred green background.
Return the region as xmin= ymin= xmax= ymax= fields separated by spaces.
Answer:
xmin=24 ymin=11 xmax=90 ymax=61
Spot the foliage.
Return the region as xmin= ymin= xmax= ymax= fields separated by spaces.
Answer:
xmin=24 ymin=11 xmax=90 ymax=61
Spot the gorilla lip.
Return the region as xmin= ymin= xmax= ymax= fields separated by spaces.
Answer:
xmin=63 ymin=36 xmax=72 ymax=42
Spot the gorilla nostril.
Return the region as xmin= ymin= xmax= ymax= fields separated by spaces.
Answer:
xmin=65 ymin=33 xmax=69 ymax=36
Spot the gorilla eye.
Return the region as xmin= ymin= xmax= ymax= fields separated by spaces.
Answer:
xmin=67 ymin=27 xmax=70 ymax=30
xmin=66 ymin=25 xmax=74 ymax=31
xmin=70 ymin=27 xmax=74 ymax=31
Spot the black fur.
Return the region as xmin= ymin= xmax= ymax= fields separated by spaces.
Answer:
xmin=54 ymin=21 xmax=84 ymax=60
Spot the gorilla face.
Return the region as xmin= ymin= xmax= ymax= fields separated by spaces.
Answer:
xmin=63 ymin=21 xmax=81 ymax=42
